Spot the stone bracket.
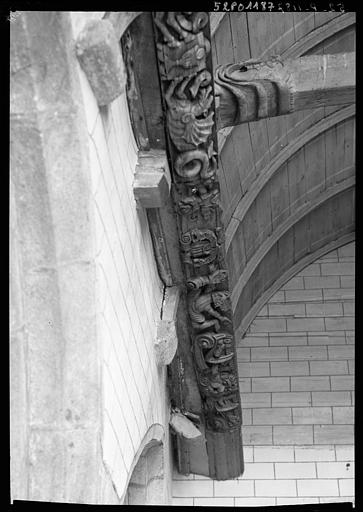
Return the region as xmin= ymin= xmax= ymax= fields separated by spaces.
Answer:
xmin=155 ymin=286 xmax=180 ymax=366
xmin=75 ymin=19 xmax=125 ymax=106
xmin=133 ymin=150 xmax=171 ymax=209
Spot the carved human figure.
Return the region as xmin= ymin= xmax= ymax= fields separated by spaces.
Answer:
xmin=188 ymin=288 xmax=231 ymax=332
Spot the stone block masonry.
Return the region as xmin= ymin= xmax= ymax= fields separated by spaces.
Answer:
xmin=171 ymin=242 xmax=354 ymax=506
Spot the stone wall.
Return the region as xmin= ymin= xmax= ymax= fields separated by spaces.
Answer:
xmin=172 ymin=241 xmax=355 ymax=506
xmin=10 ymin=11 xmax=170 ymax=504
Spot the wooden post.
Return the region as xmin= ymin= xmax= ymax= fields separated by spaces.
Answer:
xmin=152 ymin=12 xmax=244 ymax=480
xmin=215 ymin=52 xmax=355 ymax=129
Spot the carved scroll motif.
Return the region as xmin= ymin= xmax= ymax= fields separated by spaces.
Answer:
xmin=214 ymin=59 xmax=293 ymax=126
xmin=153 ymin=12 xmax=242 ymax=434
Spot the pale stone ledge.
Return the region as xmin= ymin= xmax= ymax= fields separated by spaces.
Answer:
xmin=75 ymin=19 xmax=125 ymax=106
xmin=155 ymin=286 xmax=180 ymax=366
xmin=133 ymin=150 xmax=171 ymax=209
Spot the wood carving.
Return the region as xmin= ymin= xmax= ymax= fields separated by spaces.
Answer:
xmin=214 ymin=58 xmax=292 ymax=127
xmin=153 ymin=11 xmax=242 ymax=442
xmin=165 ymin=73 xmax=214 ymax=152
xmin=187 ymin=269 xmax=228 ymax=290
xmin=215 ymin=53 xmax=355 ymax=129
xmin=188 ymin=288 xmax=231 ymax=332
xmin=194 ymin=331 xmax=240 ymax=431
xmin=154 ymin=12 xmax=210 ymax=79
xmin=180 ymin=228 xmax=224 ymax=273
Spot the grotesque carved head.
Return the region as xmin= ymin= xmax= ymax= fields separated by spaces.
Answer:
xmin=212 ymin=291 xmax=230 ymax=311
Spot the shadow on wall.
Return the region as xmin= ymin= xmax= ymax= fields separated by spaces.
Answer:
xmin=125 ymin=440 xmax=166 ymax=505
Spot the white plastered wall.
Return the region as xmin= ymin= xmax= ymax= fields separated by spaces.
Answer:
xmin=70 ymin=12 xmax=170 ymax=503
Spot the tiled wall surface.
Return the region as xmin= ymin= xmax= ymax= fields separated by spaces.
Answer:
xmin=71 ymin=15 xmax=167 ymax=500
xmin=172 ymin=242 xmax=355 ymax=506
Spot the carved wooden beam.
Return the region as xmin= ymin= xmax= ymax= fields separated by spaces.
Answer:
xmin=152 ymin=12 xmax=244 ymax=480
xmin=215 ymin=52 xmax=356 ymax=129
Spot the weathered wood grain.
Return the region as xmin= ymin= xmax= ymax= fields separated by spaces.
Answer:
xmin=229 ymin=13 xmax=251 ymax=62
xmin=225 ymin=104 xmax=355 ymax=252
xmin=234 ymin=188 xmax=355 ymax=339
xmin=292 ymin=13 xmax=315 ymax=42
xmin=216 ymin=53 xmax=355 ymax=129
xmin=303 ymin=133 xmax=326 ymax=201
xmin=293 ymin=214 xmax=309 ymax=263
xmin=286 ymin=13 xmax=355 ymax=58
xmin=287 ymin=147 xmax=306 ymax=212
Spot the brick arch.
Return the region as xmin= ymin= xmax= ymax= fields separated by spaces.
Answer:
xmin=235 ymin=230 xmax=355 ymax=340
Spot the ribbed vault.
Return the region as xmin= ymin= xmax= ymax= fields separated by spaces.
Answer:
xmin=212 ymin=12 xmax=355 ymax=338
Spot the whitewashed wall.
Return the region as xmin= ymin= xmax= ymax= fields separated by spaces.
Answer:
xmin=70 ymin=12 xmax=169 ymax=502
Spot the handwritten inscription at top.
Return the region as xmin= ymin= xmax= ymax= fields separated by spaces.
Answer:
xmin=212 ymin=1 xmax=346 ymax=11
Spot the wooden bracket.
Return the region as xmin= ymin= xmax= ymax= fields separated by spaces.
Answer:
xmin=133 ymin=150 xmax=171 ymax=208
xmin=215 ymin=52 xmax=356 ymax=129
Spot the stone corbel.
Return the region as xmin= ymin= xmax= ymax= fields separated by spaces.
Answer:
xmin=75 ymin=19 xmax=126 ymax=106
